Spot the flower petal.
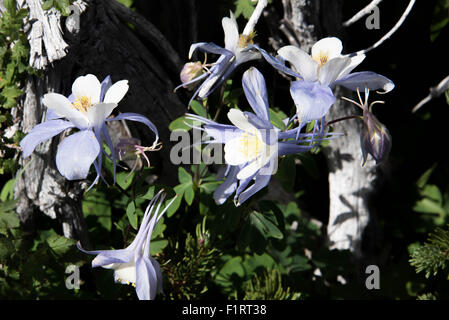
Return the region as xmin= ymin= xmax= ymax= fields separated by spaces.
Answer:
xmin=135 ymin=256 xmax=158 ymax=300
xmin=214 ymin=165 xmax=240 ymax=205
xmin=244 ymin=44 xmax=302 ymax=79
xmin=188 ymin=42 xmax=233 ymax=59
xmin=100 ymin=75 xmax=112 ymax=102
xmin=236 ymin=163 xmax=274 ymax=206
xmin=222 ymin=11 xmax=239 ymax=53
xmin=242 ymin=67 xmax=270 ymax=122
xmin=227 ymin=108 xmax=257 ymax=132
xmin=290 ymin=81 xmax=336 ymax=123
xmin=103 ymin=80 xmax=129 ymax=104
xmin=71 ymin=74 xmax=102 ymax=104
xmin=333 ymin=71 xmax=395 ymax=93
xmin=278 ymin=45 xmax=318 ymax=82
xmin=20 ymin=119 xmax=75 ymax=157
xmin=278 ymin=141 xmax=314 ymax=156
xmin=311 ymin=37 xmax=343 ymax=62
xmin=319 ymin=56 xmax=351 ymax=86
xmin=338 ymin=53 xmax=366 ymax=79
xmin=150 ymin=257 xmax=164 ymax=294
xmin=85 ymin=102 xmax=118 ymax=129
xmin=106 ymin=112 xmax=159 ymax=145
xmin=42 ymin=93 xmax=89 ymax=129
xmin=55 ymin=129 xmax=100 ymax=180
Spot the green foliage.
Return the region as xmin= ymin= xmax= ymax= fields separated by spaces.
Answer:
xmin=243 ymin=268 xmax=301 ymax=300
xmin=234 ymin=0 xmax=272 ymax=19
xmin=42 ymin=0 xmax=74 ymax=16
xmin=409 ymin=226 xmax=449 ymax=278
xmin=430 ymin=0 xmax=449 ymax=41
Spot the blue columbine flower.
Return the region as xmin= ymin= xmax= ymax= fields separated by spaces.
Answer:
xmin=246 ymin=37 xmax=395 ymax=125
xmin=20 ymin=74 xmax=158 ymax=186
xmin=175 ymin=1 xmax=268 ymax=105
xmin=77 ymin=190 xmax=175 ymax=300
xmin=187 ymin=67 xmax=329 ymax=206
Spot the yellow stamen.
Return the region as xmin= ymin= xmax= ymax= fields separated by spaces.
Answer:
xmin=237 ymin=130 xmax=264 ymax=160
xmin=238 ymin=30 xmax=257 ymax=48
xmin=72 ymin=96 xmax=92 ymax=113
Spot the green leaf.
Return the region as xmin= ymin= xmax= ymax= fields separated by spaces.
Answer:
xmin=249 ymin=210 xmax=283 ymax=240
xmin=0 ymin=208 xmax=19 ymax=229
xmin=269 ymin=108 xmax=286 ymax=130
xmin=116 ymin=0 xmax=134 ymax=8
xmin=199 ymin=181 xmax=221 ymax=194
xmin=0 ymin=179 xmax=15 ymax=202
xmin=178 ymin=167 xmax=192 ymax=184
xmin=4 ymin=0 xmax=17 ymax=13
xmin=42 ymin=0 xmax=54 ymax=10
xmin=116 ymin=171 xmax=135 ymax=190
xmin=430 ymin=0 xmax=449 ymax=42
xmin=150 ymin=239 xmax=168 ymax=255
xmin=413 ymin=198 xmax=446 ymax=216
xmin=169 ymin=115 xmax=194 ymax=131
xmin=234 ymin=0 xmax=256 ymax=19
xmin=190 ymin=100 xmax=207 ymax=118
xmin=416 ymin=163 xmax=437 ymax=189
xmin=2 ymin=85 xmax=23 ymax=100
xmin=126 ymin=202 xmax=138 ymax=230
xmin=46 ymin=234 xmax=76 ymax=256
xmin=54 ymin=0 xmax=71 ymax=16
xmin=0 ymin=236 xmax=14 ymax=259
xmin=184 ymin=184 xmax=195 ymax=206
xmin=275 ymin=155 xmax=296 ymax=192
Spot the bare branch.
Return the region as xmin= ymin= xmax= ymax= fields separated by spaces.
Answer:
xmin=356 ymin=0 xmax=416 ymax=55
xmin=412 ymin=75 xmax=449 ymax=113
xmin=242 ymin=0 xmax=268 ymax=35
xmin=343 ymin=0 xmax=382 ymax=27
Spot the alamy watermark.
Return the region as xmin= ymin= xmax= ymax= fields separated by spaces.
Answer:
xmin=65 ymin=264 xmax=81 ymax=290
xmin=365 ymin=6 xmax=380 ymax=30
xmin=365 ymin=265 xmax=380 ymax=290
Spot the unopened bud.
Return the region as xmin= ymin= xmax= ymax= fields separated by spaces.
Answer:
xmin=361 ymin=110 xmax=391 ymax=165
xmin=116 ymin=137 xmax=141 ymax=161
xmin=180 ymin=62 xmax=204 ymax=90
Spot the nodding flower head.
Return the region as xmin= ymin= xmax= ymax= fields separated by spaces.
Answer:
xmin=180 ymin=61 xmax=206 ymax=90
xmin=342 ymin=88 xmax=392 ymax=166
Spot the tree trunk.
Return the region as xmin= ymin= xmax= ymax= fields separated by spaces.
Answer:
xmin=13 ymin=0 xmax=186 ymax=247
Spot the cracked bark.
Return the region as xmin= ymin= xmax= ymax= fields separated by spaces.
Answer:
xmin=11 ymin=0 xmax=185 ymax=247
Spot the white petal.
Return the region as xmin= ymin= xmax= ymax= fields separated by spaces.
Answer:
xmin=42 ymin=93 xmax=88 ymax=129
xmin=85 ymin=102 xmax=117 ymax=128
xmin=224 ymin=136 xmax=251 ymax=165
xmin=103 ymin=80 xmax=129 ymax=104
xmin=227 ymin=109 xmax=257 ymax=132
xmin=338 ymin=53 xmax=366 ymax=79
xmin=222 ymin=11 xmax=239 ymax=52
xmin=311 ymin=37 xmax=343 ymax=62
xmin=113 ymin=261 xmax=137 ymax=285
xmin=71 ymin=74 xmax=102 ymax=104
xmin=278 ymin=45 xmax=318 ymax=82
xmin=319 ymin=56 xmax=351 ymax=86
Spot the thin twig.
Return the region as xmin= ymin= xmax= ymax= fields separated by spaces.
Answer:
xmin=343 ymin=0 xmax=383 ymax=27
xmin=412 ymin=75 xmax=449 ymax=113
xmin=355 ymin=0 xmax=416 ymax=55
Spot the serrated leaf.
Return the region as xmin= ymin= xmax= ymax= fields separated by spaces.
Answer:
xmin=234 ymin=0 xmax=256 ymax=19
xmin=47 ymin=234 xmax=75 ymax=256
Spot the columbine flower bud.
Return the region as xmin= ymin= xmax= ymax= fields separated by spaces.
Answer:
xmin=361 ymin=110 xmax=391 ymax=165
xmin=180 ymin=62 xmax=204 ymax=90
xmin=116 ymin=137 xmax=141 ymax=162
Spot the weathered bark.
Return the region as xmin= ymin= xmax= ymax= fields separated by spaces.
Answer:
xmin=268 ymin=0 xmax=381 ymax=257
xmin=13 ymin=0 xmax=186 ymax=246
